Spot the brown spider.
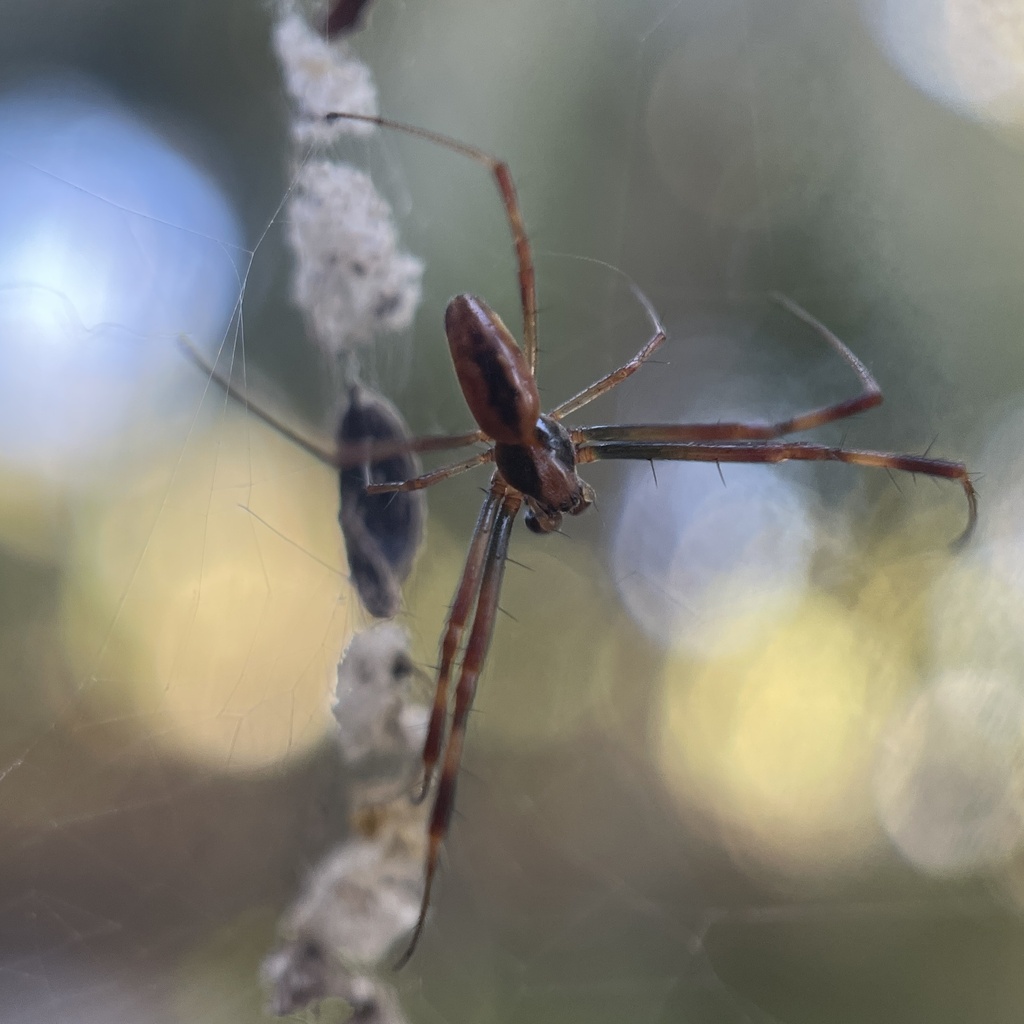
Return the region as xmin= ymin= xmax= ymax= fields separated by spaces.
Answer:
xmin=186 ymin=112 xmax=977 ymax=968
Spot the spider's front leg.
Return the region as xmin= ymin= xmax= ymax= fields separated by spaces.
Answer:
xmin=576 ymin=438 xmax=977 ymax=546
xmin=575 ymin=297 xmax=887 ymax=445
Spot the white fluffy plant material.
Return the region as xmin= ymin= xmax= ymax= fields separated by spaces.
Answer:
xmin=287 ymin=161 xmax=424 ymax=353
xmin=262 ymin=12 xmax=427 ymax=1016
xmin=273 ymin=9 xmax=424 ymax=354
xmin=273 ymin=10 xmax=378 ymax=145
xmin=262 ymin=625 xmax=427 ymax=1018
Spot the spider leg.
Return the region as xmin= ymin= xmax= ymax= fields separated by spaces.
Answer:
xmin=338 ymin=430 xmax=487 ymax=465
xmin=577 ymin=420 xmax=890 ymax=443
xmin=574 ymin=296 xmax=887 ymax=443
xmin=179 ymin=333 xmax=339 ymax=460
xmin=323 ymin=112 xmax=539 ymax=375
xmin=412 ymin=485 xmax=502 ymax=806
xmin=763 ymin=293 xmax=883 ymax=433
xmin=366 ymin=450 xmax=495 ymax=494
xmin=549 ymin=271 xmax=668 ymax=419
xmin=577 ymin=439 xmax=977 ymax=546
xmin=396 ymin=485 xmax=522 ymax=969
xmin=550 ymin=327 xmax=666 ymax=420
xmin=180 ymin=333 xmax=483 ymax=466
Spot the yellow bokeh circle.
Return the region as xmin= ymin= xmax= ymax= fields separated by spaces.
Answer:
xmin=62 ymin=407 xmax=359 ymax=772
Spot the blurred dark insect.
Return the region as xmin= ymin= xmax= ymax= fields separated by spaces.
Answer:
xmin=325 ymin=0 xmax=375 ymax=38
xmin=337 ymin=384 xmax=424 ymax=617
xmin=263 ymin=623 xmax=425 ymax=1019
xmin=178 ymin=339 xmax=428 ymax=618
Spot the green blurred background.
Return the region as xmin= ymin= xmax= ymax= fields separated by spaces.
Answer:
xmin=1 ymin=0 xmax=1024 ymax=1022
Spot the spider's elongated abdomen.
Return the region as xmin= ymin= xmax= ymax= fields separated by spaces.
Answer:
xmin=445 ymin=294 xmax=540 ymax=445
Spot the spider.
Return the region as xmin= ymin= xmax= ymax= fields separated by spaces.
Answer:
xmin=185 ymin=112 xmax=977 ymax=968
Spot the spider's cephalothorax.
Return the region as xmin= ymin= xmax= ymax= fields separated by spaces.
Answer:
xmin=446 ymin=293 xmax=594 ymax=532
xmin=495 ymin=416 xmax=594 ymax=533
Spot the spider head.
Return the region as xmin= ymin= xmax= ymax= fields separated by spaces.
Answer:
xmin=523 ymin=478 xmax=594 ymax=534
xmin=495 ymin=415 xmax=593 ymax=534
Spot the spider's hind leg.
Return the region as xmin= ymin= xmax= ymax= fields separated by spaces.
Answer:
xmin=366 ymin=450 xmax=495 ymax=494
xmin=396 ymin=484 xmax=522 ymax=968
